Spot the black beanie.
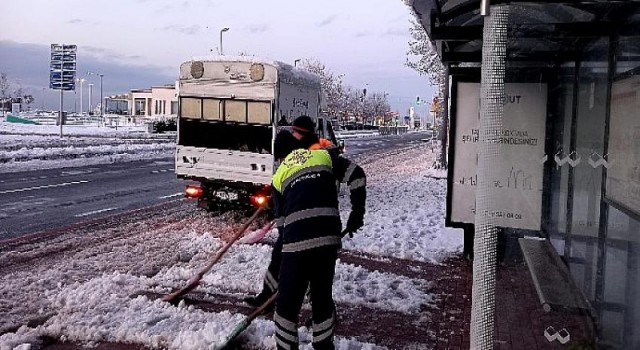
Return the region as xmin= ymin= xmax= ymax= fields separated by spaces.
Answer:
xmin=274 ymin=130 xmax=300 ymax=160
xmin=292 ymin=116 xmax=316 ymax=135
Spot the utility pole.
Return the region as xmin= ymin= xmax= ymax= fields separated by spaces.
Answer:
xmin=87 ymin=72 xmax=104 ymax=125
xmin=77 ymin=78 xmax=85 ymax=116
xmin=88 ymin=83 xmax=94 ymax=116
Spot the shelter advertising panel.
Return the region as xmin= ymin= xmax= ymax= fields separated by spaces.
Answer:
xmin=450 ymin=82 xmax=547 ymax=230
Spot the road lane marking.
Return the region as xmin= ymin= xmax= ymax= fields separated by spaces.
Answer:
xmin=159 ymin=192 xmax=183 ymax=199
xmin=151 ymin=168 xmax=174 ymax=174
xmin=0 ymin=180 xmax=90 ymax=195
xmin=61 ymin=169 xmax=94 ymax=176
xmin=75 ymin=207 xmax=118 ymax=218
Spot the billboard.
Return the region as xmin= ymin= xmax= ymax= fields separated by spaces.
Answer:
xmin=50 ymin=44 xmax=77 ymax=91
xmin=449 ymin=82 xmax=548 ymax=231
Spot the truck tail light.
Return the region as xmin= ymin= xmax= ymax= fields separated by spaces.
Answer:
xmin=250 ymin=185 xmax=271 ymax=208
xmin=185 ymin=185 xmax=203 ymax=198
xmin=250 ymin=195 xmax=269 ymax=207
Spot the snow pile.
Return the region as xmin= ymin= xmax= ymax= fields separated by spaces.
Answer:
xmin=151 ymin=231 xmax=431 ymax=314
xmin=0 ymin=142 xmax=457 ymax=350
xmin=0 ymin=272 xmax=383 ymax=350
xmin=342 ymin=145 xmax=463 ymax=263
xmin=0 ymin=122 xmax=152 ymax=137
xmin=0 ymin=122 xmax=175 ymax=173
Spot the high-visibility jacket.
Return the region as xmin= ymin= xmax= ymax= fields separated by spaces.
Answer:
xmin=271 ymin=148 xmax=366 ymax=253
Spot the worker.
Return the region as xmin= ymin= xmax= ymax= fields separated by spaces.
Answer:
xmin=268 ymin=130 xmax=365 ymax=350
xmin=245 ymin=115 xmax=349 ymax=312
xmin=272 ymin=132 xmax=366 ymax=350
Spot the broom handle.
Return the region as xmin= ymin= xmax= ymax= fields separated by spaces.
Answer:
xmin=197 ymin=207 xmax=264 ymax=276
xmin=247 ymin=293 xmax=278 ymax=320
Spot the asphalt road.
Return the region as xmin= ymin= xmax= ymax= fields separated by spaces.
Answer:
xmin=0 ymin=131 xmax=432 ymax=240
xmin=343 ymin=131 xmax=432 ymax=158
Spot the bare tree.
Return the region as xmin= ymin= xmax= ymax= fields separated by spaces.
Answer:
xmin=299 ymin=58 xmax=345 ymax=121
xmin=23 ymin=94 xmax=35 ymax=110
xmin=405 ymin=6 xmax=449 ymax=169
xmin=364 ymin=92 xmax=391 ymax=125
xmin=14 ymin=86 xmax=24 ymax=103
xmin=298 ymin=59 xmax=391 ymax=129
xmin=0 ymin=73 xmax=10 ymax=116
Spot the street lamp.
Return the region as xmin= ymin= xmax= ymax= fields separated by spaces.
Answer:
xmin=87 ymin=71 xmax=104 ymax=125
xmin=219 ymin=27 xmax=230 ymax=55
xmin=76 ymin=78 xmax=85 ymax=116
xmin=88 ymin=83 xmax=94 ymax=116
xmin=294 ymin=59 xmax=301 ymax=67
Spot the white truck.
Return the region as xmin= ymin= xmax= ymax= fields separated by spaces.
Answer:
xmin=175 ymin=56 xmax=340 ymax=210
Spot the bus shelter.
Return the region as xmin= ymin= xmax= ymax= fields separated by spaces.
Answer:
xmin=410 ymin=0 xmax=640 ymax=348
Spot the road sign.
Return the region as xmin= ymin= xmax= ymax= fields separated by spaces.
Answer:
xmin=50 ymin=44 xmax=77 ymax=91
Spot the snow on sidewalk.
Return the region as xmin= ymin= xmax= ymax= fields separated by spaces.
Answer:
xmin=147 ymin=232 xmax=432 ymax=314
xmin=342 ymin=144 xmax=463 ymax=263
xmin=0 ymin=143 xmax=461 ymax=350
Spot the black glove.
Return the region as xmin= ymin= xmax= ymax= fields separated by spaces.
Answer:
xmin=343 ymin=210 xmax=364 ymax=237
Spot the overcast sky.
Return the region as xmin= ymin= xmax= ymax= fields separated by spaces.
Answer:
xmin=0 ymin=0 xmax=436 ymax=115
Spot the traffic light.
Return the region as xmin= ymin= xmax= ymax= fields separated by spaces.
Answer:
xmin=416 ymin=96 xmax=421 ymax=105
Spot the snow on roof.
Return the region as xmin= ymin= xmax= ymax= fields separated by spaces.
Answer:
xmin=187 ymin=55 xmax=321 ymax=87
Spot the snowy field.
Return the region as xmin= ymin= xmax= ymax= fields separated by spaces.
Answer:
xmin=0 ymin=122 xmax=175 ymax=173
xmin=0 ymin=143 xmax=462 ymax=350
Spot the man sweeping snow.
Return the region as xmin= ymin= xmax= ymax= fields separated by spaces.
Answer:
xmin=249 ymin=130 xmax=366 ymax=350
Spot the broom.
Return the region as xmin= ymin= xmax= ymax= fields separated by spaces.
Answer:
xmin=214 ymin=293 xmax=278 ymax=350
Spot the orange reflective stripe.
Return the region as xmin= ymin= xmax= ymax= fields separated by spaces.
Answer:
xmin=319 ymin=138 xmax=333 ymax=148
xmin=309 ymin=139 xmax=334 ymax=150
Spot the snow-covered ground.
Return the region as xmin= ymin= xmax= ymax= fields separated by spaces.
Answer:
xmin=0 ymin=122 xmax=175 ymax=173
xmin=0 ymin=143 xmax=461 ymax=350
xmin=341 ymin=146 xmax=461 ymax=263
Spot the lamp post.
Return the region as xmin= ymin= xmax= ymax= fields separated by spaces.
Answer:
xmin=219 ymin=27 xmax=229 ymax=55
xmin=88 ymin=83 xmax=94 ymax=116
xmin=76 ymin=78 xmax=85 ymax=116
xmin=294 ymin=59 xmax=301 ymax=67
xmin=87 ymin=72 xmax=104 ymax=125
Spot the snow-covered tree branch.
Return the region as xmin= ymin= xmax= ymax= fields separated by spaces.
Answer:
xmin=404 ymin=1 xmax=449 ymax=169
xmin=299 ymin=59 xmax=391 ymax=125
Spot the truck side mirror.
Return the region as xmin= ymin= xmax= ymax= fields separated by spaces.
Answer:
xmin=338 ymin=139 xmax=346 ymax=154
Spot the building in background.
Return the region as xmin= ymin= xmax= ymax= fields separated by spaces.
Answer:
xmin=129 ymin=84 xmax=177 ymax=118
xmin=101 ymin=83 xmax=177 ymax=126
xmin=104 ymin=94 xmax=129 ymax=115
